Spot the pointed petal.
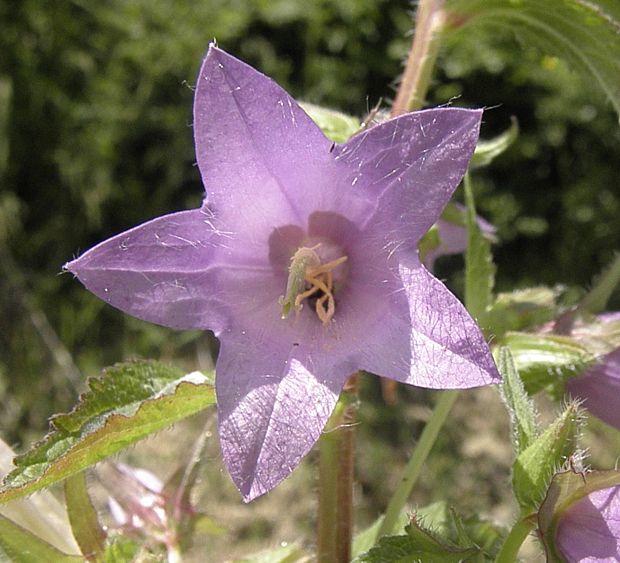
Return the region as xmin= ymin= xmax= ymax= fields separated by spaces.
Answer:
xmin=216 ymin=332 xmax=349 ymax=501
xmin=350 ymin=250 xmax=499 ymax=389
xmin=64 ymin=208 xmax=227 ymax=331
xmin=193 ymin=47 xmax=374 ymax=261
xmin=335 ymin=108 xmax=483 ymax=246
xmin=567 ymin=348 xmax=620 ymax=429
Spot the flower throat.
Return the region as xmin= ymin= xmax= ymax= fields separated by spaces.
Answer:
xmin=280 ymin=245 xmax=348 ymax=325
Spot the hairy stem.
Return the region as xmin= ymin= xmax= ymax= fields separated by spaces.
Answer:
xmin=391 ymin=0 xmax=446 ymax=115
xmin=317 ymin=374 xmax=359 ymax=562
xmin=376 ymin=389 xmax=459 ymax=539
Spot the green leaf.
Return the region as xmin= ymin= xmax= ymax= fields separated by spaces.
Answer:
xmin=497 ymin=347 xmax=539 ymax=455
xmin=502 ymin=332 xmax=594 ymax=396
xmin=64 ymin=472 xmax=106 ymax=559
xmin=485 ymin=286 xmax=562 ymax=338
xmin=470 ymin=117 xmax=519 ymax=169
xmin=579 ymin=252 xmax=620 ymax=314
xmin=464 ymin=174 xmax=495 ymax=323
xmin=512 ymin=401 xmax=583 ymax=512
xmin=538 ymin=468 xmax=620 ymax=562
xmin=352 ymin=511 xmax=409 ymax=557
xmin=0 ymin=514 xmax=82 ymax=563
xmin=446 ymin=0 xmax=620 ymax=118
xmin=356 ymin=521 xmax=480 ymax=563
xmin=299 ymin=102 xmax=361 ymax=143
xmin=0 ymin=361 xmax=215 ymax=502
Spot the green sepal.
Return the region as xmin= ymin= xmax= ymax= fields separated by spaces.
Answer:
xmin=538 ymin=468 xmax=620 ymax=562
xmin=0 ymin=360 xmax=215 ymax=502
xmin=502 ymin=332 xmax=594 ymax=397
xmin=496 ymin=347 xmax=539 ymax=455
xmin=299 ymin=102 xmax=361 ymax=143
xmin=0 ymin=513 xmax=82 ymax=562
xmin=470 ymin=117 xmax=518 ymax=169
xmin=512 ymin=401 xmax=584 ymax=513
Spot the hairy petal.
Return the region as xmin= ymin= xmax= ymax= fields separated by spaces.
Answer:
xmin=335 ymin=108 xmax=482 ymax=249
xmin=64 ymin=208 xmax=227 ymax=332
xmin=194 ymin=46 xmax=373 ymax=256
xmin=354 ymin=250 xmax=499 ymax=388
xmin=567 ymin=348 xmax=620 ymax=429
xmin=216 ymin=332 xmax=349 ymax=501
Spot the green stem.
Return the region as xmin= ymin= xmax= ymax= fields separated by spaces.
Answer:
xmin=377 ymin=389 xmax=459 ymax=539
xmin=494 ymin=515 xmax=536 ymax=563
xmin=317 ymin=375 xmax=359 ymax=563
xmin=391 ymin=0 xmax=446 ymax=115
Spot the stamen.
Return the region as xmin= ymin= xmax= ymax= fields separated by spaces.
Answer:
xmin=279 ymin=245 xmax=348 ymax=325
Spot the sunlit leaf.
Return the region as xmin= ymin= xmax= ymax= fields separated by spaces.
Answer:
xmin=0 ymin=361 xmax=215 ymax=503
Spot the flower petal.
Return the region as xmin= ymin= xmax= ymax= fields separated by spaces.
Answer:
xmin=335 ymin=108 xmax=483 ymax=247
xmin=556 ymin=485 xmax=620 ymax=562
xmin=193 ymin=46 xmax=373 ymax=257
xmin=567 ymin=348 xmax=620 ymax=429
xmin=216 ymin=331 xmax=350 ymax=501
xmin=64 ymin=208 xmax=227 ymax=332
xmin=346 ymin=248 xmax=499 ymax=388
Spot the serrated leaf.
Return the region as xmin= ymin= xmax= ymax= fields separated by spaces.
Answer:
xmin=503 ymin=332 xmax=594 ymax=396
xmin=0 ymin=514 xmax=82 ymax=563
xmin=299 ymin=102 xmax=361 ymax=143
xmin=497 ymin=347 xmax=539 ymax=454
xmin=538 ymin=468 xmax=620 ymax=561
xmin=470 ymin=117 xmax=518 ymax=169
xmin=446 ymin=0 xmax=620 ymax=118
xmin=512 ymin=402 xmax=583 ymax=512
xmin=356 ymin=521 xmax=479 ymax=563
xmin=464 ymin=174 xmax=495 ymax=323
xmin=352 ymin=511 xmax=410 ymax=557
xmin=64 ymin=472 xmax=106 ymax=559
xmin=0 ymin=361 xmax=215 ymax=503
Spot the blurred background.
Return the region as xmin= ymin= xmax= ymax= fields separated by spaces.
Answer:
xmin=1 ymin=0 xmax=619 ymax=558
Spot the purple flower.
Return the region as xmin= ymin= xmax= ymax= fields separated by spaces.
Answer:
xmin=566 ymin=313 xmax=620 ymax=429
xmin=567 ymin=348 xmax=620 ymax=429
xmin=65 ymin=46 xmax=499 ymax=501
xmin=555 ymin=485 xmax=620 ymax=562
xmin=421 ymin=202 xmax=495 ymax=270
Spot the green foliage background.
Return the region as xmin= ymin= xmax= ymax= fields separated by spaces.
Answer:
xmin=0 ymin=0 xmax=619 ymax=443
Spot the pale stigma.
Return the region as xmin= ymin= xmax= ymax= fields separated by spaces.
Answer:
xmin=279 ymin=245 xmax=348 ymax=325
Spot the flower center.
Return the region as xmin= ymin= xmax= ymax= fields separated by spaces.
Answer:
xmin=279 ymin=244 xmax=348 ymax=325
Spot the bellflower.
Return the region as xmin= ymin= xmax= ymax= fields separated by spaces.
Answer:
xmin=566 ymin=313 xmax=620 ymax=429
xmin=555 ymin=485 xmax=620 ymax=562
xmin=65 ymin=46 xmax=499 ymax=501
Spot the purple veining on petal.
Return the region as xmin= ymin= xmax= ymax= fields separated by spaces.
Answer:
xmin=66 ymin=45 xmax=499 ymax=500
xmin=556 ymin=485 xmax=620 ymax=562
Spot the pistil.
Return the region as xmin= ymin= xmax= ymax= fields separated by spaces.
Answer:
xmin=280 ymin=245 xmax=348 ymax=325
